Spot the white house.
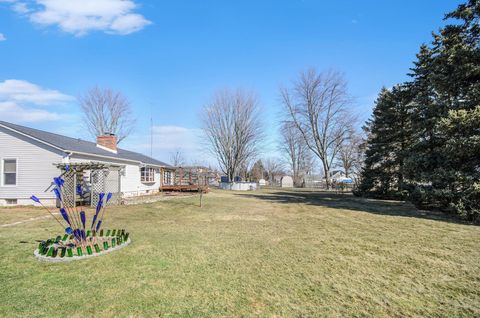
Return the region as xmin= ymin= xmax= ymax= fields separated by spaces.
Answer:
xmin=0 ymin=121 xmax=174 ymax=206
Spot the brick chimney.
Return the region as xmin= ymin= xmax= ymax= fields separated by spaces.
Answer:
xmin=96 ymin=133 xmax=117 ymax=153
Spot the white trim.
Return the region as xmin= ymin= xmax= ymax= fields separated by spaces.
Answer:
xmin=96 ymin=144 xmax=118 ymax=154
xmin=67 ymin=150 xmax=167 ymax=168
xmin=1 ymin=157 xmax=18 ymax=187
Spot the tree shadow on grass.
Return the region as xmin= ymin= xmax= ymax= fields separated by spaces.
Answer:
xmin=234 ymin=190 xmax=474 ymax=226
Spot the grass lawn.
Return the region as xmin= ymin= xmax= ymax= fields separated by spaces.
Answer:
xmin=0 ymin=189 xmax=479 ymax=317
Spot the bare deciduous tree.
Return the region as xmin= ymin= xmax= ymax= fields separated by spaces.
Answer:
xmin=170 ymin=148 xmax=186 ymax=167
xmin=336 ymin=126 xmax=363 ymax=178
xmin=280 ymin=69 xmax=352 ymax=189
xmin=279 ymin=121 xmax=313 ymax=186
xmin=79 ymin=86 xmax=135 ymax=143
xmin=263 ymin=157 xmax=283 ymax=184
xmin=201 ymin=89 xmax=264 ymax=181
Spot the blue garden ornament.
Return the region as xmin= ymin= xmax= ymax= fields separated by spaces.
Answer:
xmin=32 ymin=167 xmax=130 ymax=260
xmin=95 ymin=192 xmax=112 ymax=233
xmin=53 ymin=177 xmax=64 ymax=188
xmin=29 ymin=195 xmax=67 ymax=232
xmin=53 ymin=188 xmax=62 ymax=200
xmin=91 ymin=214 xmax=98 ymax=230
xmin=91 ymin=193 xmax=105 ymax=229
xmin=80 ymin=211 xmax=86 ymax=228
xmin=96 ymin=220 xmax=102 ymax=232
xmin=59 ymin=208 xmax=70 ymax=225
xmin=97 ymin=193 xmax=105 ymax=213
xmin=76 ymin=184 xmax=83 ymax=196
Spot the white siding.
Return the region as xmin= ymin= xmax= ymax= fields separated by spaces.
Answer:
xmin=69 ymin=154 xmax=161 ymax=197
xmin=121 ymin=165 xmax=161 ymax=197
xmin=0 ymin=127 xmax=64 ymax=205
xmin=0 ymin=128 xmax=163 ymax=206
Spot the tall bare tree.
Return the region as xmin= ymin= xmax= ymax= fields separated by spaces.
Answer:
xmin=170 ymin=148 xmax=186 ymax=167
xmin=79 ymin=86 xmax=135 ymax=143
xmin=279 ymin=121 xmax=313 ymax=186
xmin=336 ymin=126 xmax=364 ymax=178
xmin=280 ymin=69 xmax=352 ymax=189
xmin=201 ymin=89 xmax=263 ymax=181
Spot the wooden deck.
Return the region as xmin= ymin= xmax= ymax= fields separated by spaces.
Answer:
xmin=160 ymin=184 xmax=209 ymax=193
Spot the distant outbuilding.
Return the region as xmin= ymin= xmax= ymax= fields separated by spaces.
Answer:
xmin=258 ymin=179 xmax=267 ymax=186
xmin=280 ymin=176 xmax=294 ymax=188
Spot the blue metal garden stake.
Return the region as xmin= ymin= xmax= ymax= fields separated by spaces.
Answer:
xmin=54 ymin=176 xmax=83 ymax=241
xmin=96 ymin=192 xmax=113 ymax=232
xmin=54 ymin=177 xmax=83 ymax=243
xmin=29 ymin=195 xmax=72 ymax=234
xmin=91 ymin=193 xmax=105 ymax=230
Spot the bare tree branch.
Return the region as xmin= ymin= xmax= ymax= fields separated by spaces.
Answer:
xmin=78 ymin=86 xmax=135 ymax=143
xmin=170 ymin=148 xmax=186 ymax=166
xmin=279 ymin=121 xmax=313 ymax=186
xmin=280 ymin=69 xmax=352 ymax=189
xmin=201 ymin=89 xmax=264 ymax=181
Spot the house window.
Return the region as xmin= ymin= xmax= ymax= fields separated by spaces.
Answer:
xmin=163 ymin=171 xmax=172 ymax=185
xmin=5 ymin=199 xmax=17 ymax=205
xmin=141 ymin=167 xmax=155 ymax=183
xmin=2 ymin=159 xmax=17 ymax=186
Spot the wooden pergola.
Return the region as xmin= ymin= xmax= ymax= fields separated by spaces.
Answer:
xmin=54 ymin=162 xmax=123 ymax=207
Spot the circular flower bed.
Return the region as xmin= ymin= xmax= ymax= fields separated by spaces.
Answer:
xmin=34 ymin=229 xmax=130 ymax=262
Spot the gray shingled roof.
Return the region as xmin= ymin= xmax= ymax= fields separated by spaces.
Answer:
xmin=0 ymin=121 xmax=171 ymax=167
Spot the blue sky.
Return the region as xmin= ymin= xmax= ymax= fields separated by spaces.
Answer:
xmin=0 ymin=0 xmax=463 ymax=166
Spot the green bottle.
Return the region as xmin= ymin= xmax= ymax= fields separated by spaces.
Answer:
xmin=46 ymin=247 xmax=55 ymax=257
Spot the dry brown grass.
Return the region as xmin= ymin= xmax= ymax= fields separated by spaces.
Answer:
xmin=0 ymin=189 xmax=479 ymax=317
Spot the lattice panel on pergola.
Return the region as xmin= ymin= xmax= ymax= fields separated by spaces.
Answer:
xmin=104 ymin=168 xmax=121 ymax=205
xmin=90 ymin=169 xmax=106 ymax=207
xmin=61 ymin=171 xmax=76 ymax=208
xmin=55 ymin=162 xmax=122 ymax=207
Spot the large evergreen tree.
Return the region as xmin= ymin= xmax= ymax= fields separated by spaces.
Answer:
xmin=358 ymin=85 xmax=413 ymax=198
xmin=359 ymin=0 xmax=480 ymax=221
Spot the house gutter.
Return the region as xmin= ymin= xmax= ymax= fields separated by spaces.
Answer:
xmin=65 ymin=150 xmax=168 ymax=168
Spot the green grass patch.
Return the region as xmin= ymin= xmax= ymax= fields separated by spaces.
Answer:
xmin=0 ymin=189 xmax=479 ymax=317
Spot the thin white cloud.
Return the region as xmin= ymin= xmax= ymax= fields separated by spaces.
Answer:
xmin=0 ymin=79 xmax=74 ymax=123
xmin=0 ymin=101 xmax=62 ymax=122
xmin=12 ymin=2 xmax=29 ymax=13
xmin=0 ymin=33 xmax=5 ymax=41
xmin=26 ymin=0 xmax=152 ymax=36
xmin=0 ymin=79 xmax=73 ymax=105
xmin=123 ymin=125 xmax=213 ymax=165
xmin=151 ymin=125 xmax=202 ymax=151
